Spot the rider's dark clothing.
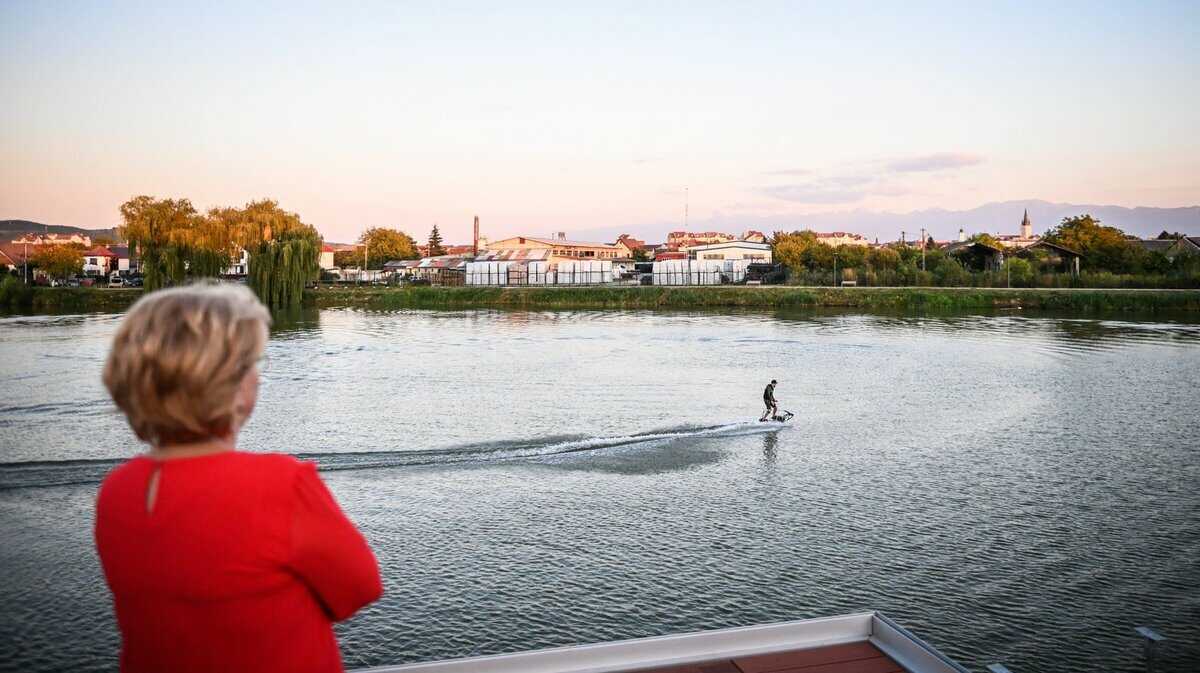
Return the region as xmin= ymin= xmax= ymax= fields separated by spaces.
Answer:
xmin=761 ymin=383 xmax=778 ymax=421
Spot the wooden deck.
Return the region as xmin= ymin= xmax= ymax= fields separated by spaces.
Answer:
xmin=636 ymin=641 xmax=905 ymax=673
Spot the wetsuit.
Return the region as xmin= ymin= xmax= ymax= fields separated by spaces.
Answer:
xmin=761 ymin=383 xmax=777 ymax=421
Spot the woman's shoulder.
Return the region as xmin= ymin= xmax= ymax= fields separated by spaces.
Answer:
xmin=225 ymin=451 xmax=319 ymax=482
xmin=98 ymin=455 xmax=154 ymax=498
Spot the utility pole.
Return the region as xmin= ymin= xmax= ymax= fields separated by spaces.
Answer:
xmin=833 ymin=251 xmax=838 ymax=287
xmin=362 ymin=235 xmax=369 ymax=285
xmin=920 ymin=227 xmax=926 ymax=271
xmin=23 ymin=241 xmax=28 ymax=284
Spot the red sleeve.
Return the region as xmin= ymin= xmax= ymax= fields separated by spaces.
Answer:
xmin=287 ymin=462 xmax=383 ymax=621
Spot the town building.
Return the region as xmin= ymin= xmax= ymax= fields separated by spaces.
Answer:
xmin=1168 ymin=236 xmax=1200 ymax=257
xmin=683 ymin=240 xmax=773 ymax=263
xmin=666 ymin=231 xmax=734 ymax=249
xmin=1018 ymin=240 xmax=1082 ymax=277
xmin=108 ymin=245 xmax=138 ymax=275
xmin=643 ymin=243 xmax=668 ymax=259
xmin=1135 ymin=235 xmax=1200 ymax=258
xmin=225 ymin=249 xmax=249 ymax=276
xmin=411 ymin=255 xmax=468 ymax=284
xmin=1135 ymin=239 xmax=1175 ymax=254
xmin=614 ymin=234 xmax=646 ymax=257
xmin=0 ymin=245 xmax=20 ymax=272
xmin=812 ymin=232 xmax=870 ymax=247
xmin=319 ymin=244 xmax=336 ymax=270
xmin=994 ymin=210 xmax=1040 ymax=248
xmin=945 ymin=239 xmax=1006 ymax=271
xmin=416 ymin=243 xmax=475 ymax=257
xmin=11 ymin=232 xmax=92 ymax=247
xmin=742 ymin=230 xmax=767 ymax=243
xmin=81 ymin=246 xmax=117 ymax=276
xmin=382 ymin=259 xmax=422 ymax=276
xmin=486 ymin=235 xmax=625 ymax=261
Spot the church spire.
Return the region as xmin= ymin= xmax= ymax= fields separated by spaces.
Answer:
xmin=1020 ymin=209 xmax=1033 ymax=239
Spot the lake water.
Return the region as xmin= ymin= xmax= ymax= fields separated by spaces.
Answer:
xmin=1 ymin=307 xmax=1198 ymax=672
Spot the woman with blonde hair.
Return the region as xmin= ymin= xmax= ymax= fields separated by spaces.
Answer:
xmin=95 ymin=283 xmax=381 ymax=673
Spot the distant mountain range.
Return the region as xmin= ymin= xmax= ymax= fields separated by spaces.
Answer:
xmin=574 ymin=200 xmax=1200 ymax=243
xmin=1 ymin=219 xmax=121 ymax=242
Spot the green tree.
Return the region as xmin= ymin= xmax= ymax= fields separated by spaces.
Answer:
xmin=361 ymin=227 xmax=418 ymax=269
xmin=932 ymin=256 xmax=968 ymax=286
xmin=968 ymin=233 xmax=1002 ymax=248
xmin=32 ymin=245 xmax=83 ymax=282
xmin=238 ymin=200 xmax=321 ymax=308
xmin=771 ymin=231 xmax=819 ymax=271
xmin=834 ymin=244 xmax=865 ymax=269
xmin=1043 ymin=214 xmax=1143 ymax=272
xmin=866 ymin=246 xmax=900 ymax=270
xmin=333 ymin=249 xmax=363 ymax=268
xmin=632 ymin=248 xmax=649 ymax=262
xmin=119 ymin=196 xmax=205 ymax=290
xmin=427 ymin=224 xmax=446 ymax=257
xmin=1005 ymin=257 xmax=1034 ymax=286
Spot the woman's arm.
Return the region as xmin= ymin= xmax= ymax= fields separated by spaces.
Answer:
xmin=288 ymin=462 xmax=383 ymax=621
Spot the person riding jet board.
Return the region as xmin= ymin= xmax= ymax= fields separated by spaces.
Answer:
xmin=760 ymin=379 xmax=779 ymax=422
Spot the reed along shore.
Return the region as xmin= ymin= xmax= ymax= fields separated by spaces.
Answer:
xmin=9 ymin=285 xmax=1200 ymax=314
xmin=305 ymin=285 xmax=1200 ymax=312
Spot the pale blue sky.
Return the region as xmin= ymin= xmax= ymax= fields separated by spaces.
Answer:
xmin=3 ymin=1 xmax=1197 ymax=242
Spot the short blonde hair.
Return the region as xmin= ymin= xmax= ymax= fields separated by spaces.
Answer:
xmin=103 ymin=282 xmax=271 ymax=445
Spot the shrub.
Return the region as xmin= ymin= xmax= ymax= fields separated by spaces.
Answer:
xmin=1006 ymin=258 xmax=1034 ymax=287
xmin=0 ymin=276 xmax=33 ymax=309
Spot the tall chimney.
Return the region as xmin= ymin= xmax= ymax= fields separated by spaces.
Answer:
xmin=473 ymin=215 xmax=480 ymax=257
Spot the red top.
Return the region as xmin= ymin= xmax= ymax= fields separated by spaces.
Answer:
xmin=95 ymin=451 xmax=383 ymax=673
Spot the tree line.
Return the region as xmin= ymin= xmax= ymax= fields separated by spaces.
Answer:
xmin=329 ymin=224 xmax=447 ymax=270
xmin=14 ymin=195 xmax=456 ymax=305
xmin=116 ymin=197 xmax=321 ymax=307
xmin=771 ymin=215 xmax=1199 ymax=288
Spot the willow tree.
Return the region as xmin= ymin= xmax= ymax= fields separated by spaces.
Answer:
xmin=119 ymin=196 xmax=205 ymax=290
xmin=237 ymin=200 xmax=320 ymax=308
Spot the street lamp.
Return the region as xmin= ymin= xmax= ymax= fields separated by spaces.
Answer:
xmin=833 ymin=251 xmax=839 ymax=287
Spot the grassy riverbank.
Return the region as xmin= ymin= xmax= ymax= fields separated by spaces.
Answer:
xmin=6 ymin=284 xmax=1200 ymax=313
xmin=3 ymin=285 xmax=144 ymax=312
xmin=307 ymin=285 xmax=1200 ymax=312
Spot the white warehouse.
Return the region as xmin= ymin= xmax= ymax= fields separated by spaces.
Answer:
xmin=682 ymin=240 xmax=772 ymax=263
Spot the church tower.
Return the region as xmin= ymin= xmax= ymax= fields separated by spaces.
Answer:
xmin=1020 ymin=209 xmax=1033 ymax=239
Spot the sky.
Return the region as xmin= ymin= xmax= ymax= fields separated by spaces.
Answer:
xmin=2 ymin=1 xmax=1198 ymax=243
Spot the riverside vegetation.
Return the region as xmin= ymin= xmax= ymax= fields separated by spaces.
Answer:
xmin=8 ymin=281 xmax=1196 ymax=314
xmin=772 ymin=215 xmax=1200 ymax=290
xmin=6 ymin=210 xmax=1199 ymax=313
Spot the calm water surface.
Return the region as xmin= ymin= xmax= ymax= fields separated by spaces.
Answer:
xmin=1 ymin=308 xmax=1198 ymax=672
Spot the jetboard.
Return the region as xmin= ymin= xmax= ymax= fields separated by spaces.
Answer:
xmin=760 ymin=410 xmax=794 ymax=423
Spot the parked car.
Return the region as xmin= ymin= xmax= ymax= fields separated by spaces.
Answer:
xmin=109 ymin=276 xmax=126 ymax=287
xmin=127 ymin=276 xmax=144 ymax=287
